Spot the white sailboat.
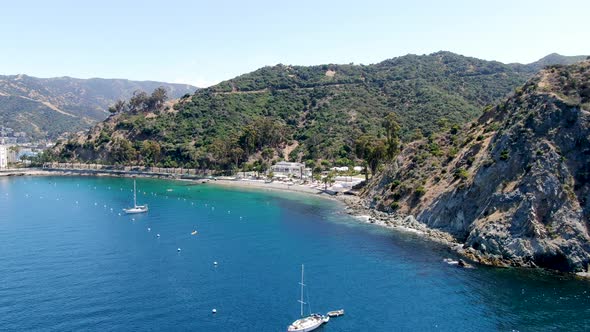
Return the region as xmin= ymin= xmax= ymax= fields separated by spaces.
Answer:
xmin=123 ymin=179 xmax=148 ymax=214
xmin=287 ymin=265 xmax=329 ymax=332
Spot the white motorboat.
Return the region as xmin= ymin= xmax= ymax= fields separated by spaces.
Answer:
xmin=287 ymin=265 xmax=329 ymax=332
xmin=124 ymin=179 xmax=148 ymax=214
xmin=327 ymin=309 xmax=344 ymax=317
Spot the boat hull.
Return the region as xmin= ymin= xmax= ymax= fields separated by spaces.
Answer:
xmin=287 ymin=315 xmax=326 ymax=332
xmin=123 ymin=206 xmax=148 ymax=214
xmin=327 ymin=309 xmax=344 ymax=317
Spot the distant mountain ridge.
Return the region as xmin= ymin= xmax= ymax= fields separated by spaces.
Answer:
xmin=509 ymin=53 xmax=589 ymax=73
xmin=51 ymin=51 xmax=588 ymax=169
xmin=0 ymin=74 xmax=197 ymax=139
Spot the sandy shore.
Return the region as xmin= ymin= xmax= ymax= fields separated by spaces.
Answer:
xmin=207 ymin=179 xmax=327 ymax=196
xmin=0 ymin=169 xmax=55 ymax=177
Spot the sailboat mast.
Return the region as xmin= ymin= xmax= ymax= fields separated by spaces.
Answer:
xmin=299 ymin=264 xmax=305 ymax=317
xmin=133 ymin=179 xmax=137 ymax=207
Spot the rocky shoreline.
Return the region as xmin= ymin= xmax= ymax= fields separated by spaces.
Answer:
xmin=336 ymin=195 xmax=590 ymax=275
xmin=337 ymin=195 xmax=485 ymax=263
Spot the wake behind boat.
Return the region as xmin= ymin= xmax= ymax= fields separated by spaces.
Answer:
xmin=287 ymin=265 xmax=329 ymax=332
xmin=124 ymin=179 xmax=148 ymax=214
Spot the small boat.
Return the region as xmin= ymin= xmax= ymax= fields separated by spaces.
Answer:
xmin=287 ymin=265 xmax=329 ymax=332
xmin=327 ymin=309 xmax=344 ymax=317
xmin=191 ymin=230 xmax=198 ymax=235
xmin=124 ymin=179 xmax=148 ymax=214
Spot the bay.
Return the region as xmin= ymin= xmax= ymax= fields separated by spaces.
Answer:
xmin=0 ymin=176 xmax=589 ymax=331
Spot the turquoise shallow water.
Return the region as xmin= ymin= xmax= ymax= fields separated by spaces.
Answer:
xmin=1 ymin=176 xmax=589 ymax=331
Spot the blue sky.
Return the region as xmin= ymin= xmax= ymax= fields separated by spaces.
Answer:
xmin=0 ymin=0 xmax=588 ymax=87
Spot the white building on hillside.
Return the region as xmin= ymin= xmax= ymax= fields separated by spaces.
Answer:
xmin=330 ymin=166 xmax=349 ymax=172
xmin=0 ymin=144 xmax=7 ymax=169
xmin=270 ymin=161 xmax=312 ymax=179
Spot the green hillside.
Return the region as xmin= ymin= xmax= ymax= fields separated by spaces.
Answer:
xmin=52 ymin=51 xmax=584 ymax=170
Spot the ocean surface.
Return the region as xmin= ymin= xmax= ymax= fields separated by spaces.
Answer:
xmin=1 ymin=176 xmax=589 ymax=331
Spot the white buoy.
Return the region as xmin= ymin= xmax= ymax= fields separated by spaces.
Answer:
xmin=214 ymin=261 xmax=218 ymax=266
xmin=94 ymin=202 xmax=97 ymax=206
xmin=118 ymin=213 xmax=121 ymax=216
xmin=131 ymin=218 xmax=135 ymax=221
xmin=177 ymin=248 xmax=181 ymax=252
xmin=75 ymin=201 xmax=78 ymax=204
xmin=103 ymin=204 xmax=107 ymax=208
xmin=147 ymin=227 xmax=151 ymax=232
xmin=157 ymin=233 xmax=160 ymax=237
xmin=212 ymin=309 xmax=217 ymax=314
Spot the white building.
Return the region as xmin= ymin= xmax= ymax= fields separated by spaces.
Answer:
xmin=270 ymin=161 xmax=312 ymax=178
xmin=353 ymin=166 xmax=364 ymax=172
xmin=330 ymin=166 xmax=349 ymax=172
xmin=0 ymin=144 xmax=7 ymax=169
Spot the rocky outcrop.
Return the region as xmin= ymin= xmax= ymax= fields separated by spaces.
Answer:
xmin=362 ymin=61 xmax=590 ymax=272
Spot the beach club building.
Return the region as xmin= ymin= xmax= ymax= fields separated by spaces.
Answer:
xmin=0 ymin=144 xmax=7 ymax=169
xmin=270 ymin=161 xmax=312 ymax=179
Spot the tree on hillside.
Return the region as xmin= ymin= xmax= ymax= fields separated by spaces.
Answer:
xmin=230 ymin=147 xmax=244 ymax=170
xmin=140 ymin=140 xmax=161 ymax=165
xmin=108 ymin=100 xmax=128 ymax=114
xmin=239 ymin=125 xmax=259 ymax=156
xmin=383 ymin=112 xmax=401 ymax=158
xmin=116 ymin=87 xmax=167 ymax=114
xmin=355 ymin=135 xmax=372 ymax=181
xmin=129 ymin=90 xmax=149 ymax=113
xmin=366 ymin=139 xmax=387 ymax=176
xmin=111 ymin=138 xmax=136 ymax=163
xmin=355 ymin=135 xmax=388 ymax=180
xmin=261 ymin=147 xmax=274 ymax=161
xmin=148 ymin=87 xmax=168 ymax=110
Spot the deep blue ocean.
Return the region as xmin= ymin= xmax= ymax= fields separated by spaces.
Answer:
xmin=1 ymin=176 xmax=589 ymax=331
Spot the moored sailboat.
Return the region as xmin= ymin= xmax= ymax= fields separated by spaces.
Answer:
xmin=123 ymin=179 xmax=148 ymax=214
xmin=287 ymin=265 xmax=329 ymax=332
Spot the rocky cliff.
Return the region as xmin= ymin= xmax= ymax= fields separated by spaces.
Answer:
xmin=362 ymin=60 xmax=590 ymax=272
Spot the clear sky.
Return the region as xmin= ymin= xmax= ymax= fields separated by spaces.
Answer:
xmin=1 ymin=0 xmax=588 ymax=87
